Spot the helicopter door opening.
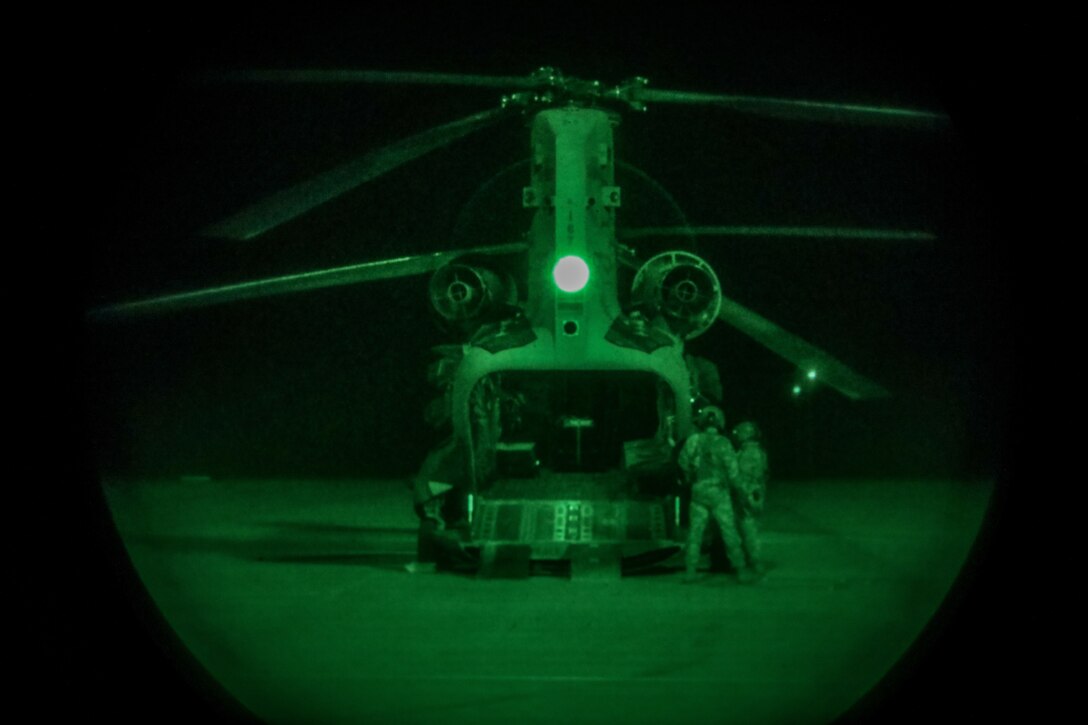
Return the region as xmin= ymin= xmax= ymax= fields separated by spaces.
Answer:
xmin=477 ymin=371 xmax=664 ymax=480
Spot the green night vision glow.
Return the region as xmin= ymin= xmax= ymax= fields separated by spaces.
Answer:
xmin=553 ymin=255 xmax=590 ymax=293
xmin=792 ymin=385 xmax=803 ymax=396
xmin=807 ymin=370 xmax=817 ymax=380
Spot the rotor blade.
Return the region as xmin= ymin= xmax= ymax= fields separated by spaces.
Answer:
xmin=206 ymin=68 xmax=539 ymax=89
xmin=639 ymin=87 xmax=946 ymax=130
xmin=201 ymin=107 xmax=511 ymax=240
xmin=717 ymin=296 xmax=890 ymax=400
xmin=620 ymin=226 xmax=936 ymax=241
xmin=88 ymin=242 xmax=527 ymax=320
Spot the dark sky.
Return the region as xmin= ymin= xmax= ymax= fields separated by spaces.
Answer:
xmin=74 ymin=8 xmax=1015 ymax=480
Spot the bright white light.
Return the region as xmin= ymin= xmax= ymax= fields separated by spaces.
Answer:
xmin=553 ymin=255 xmax=589 ymax=293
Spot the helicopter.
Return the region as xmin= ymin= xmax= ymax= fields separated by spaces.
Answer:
xmin=89 ymin=66 xmax=947 ymax=575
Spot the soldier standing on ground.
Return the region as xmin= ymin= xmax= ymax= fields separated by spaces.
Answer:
xmin=732 ymin=420 xmax=767 ymax=576
xmin=407 ymin=436 xmax=477 ymax=574
xmin=678 ymin=406 xmax=760 ymax=584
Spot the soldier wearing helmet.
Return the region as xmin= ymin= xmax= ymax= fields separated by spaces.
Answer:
xmin=731 ymin=420 xmax=768 ymax=576
xmin=677 ymin=405 xmax=761 ymax=583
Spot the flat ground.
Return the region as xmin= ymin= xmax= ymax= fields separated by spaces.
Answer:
xmin=103 ymin=476 xmax=991 ymax=724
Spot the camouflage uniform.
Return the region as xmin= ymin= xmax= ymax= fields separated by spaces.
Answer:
xmin=678 ymin=427 xmax=748 ymax=577
xmin=733 ymin=439 xmax=768 ymax=568
xmin=410 ymin=437 xmax=467 ymax=569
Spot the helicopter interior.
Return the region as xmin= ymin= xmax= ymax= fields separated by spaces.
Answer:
xmin=485 ymin=370 xmax=664 ymax=476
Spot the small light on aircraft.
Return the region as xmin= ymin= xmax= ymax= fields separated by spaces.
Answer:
xmin=792 ymin=385 xmax=802 ymax=396
xmin=807 ymin=369 xmax=817 ymax=380
xmin=553 ymin=255 xmax=589 ymax=293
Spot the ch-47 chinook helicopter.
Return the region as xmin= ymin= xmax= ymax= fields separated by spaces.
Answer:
xmin=91 ymin=67 xmax=945 ymax=575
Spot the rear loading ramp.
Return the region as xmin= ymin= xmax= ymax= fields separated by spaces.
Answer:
xmin=469 ymin=498 xmax=679 ymax=560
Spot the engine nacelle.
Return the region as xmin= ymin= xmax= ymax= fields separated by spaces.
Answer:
xmin=630 ymin=251 xmax=722 ymax=340
xmin=429 ymin=260 xmax=517 ymax=332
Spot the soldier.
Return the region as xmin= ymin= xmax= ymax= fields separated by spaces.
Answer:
xmin=677 ymin=406 xmax=760 ymax=584
xmin=731 ymin=420 xmax=768 ymax=576
xmin=406 ymin=437 xmax=475 ymax=574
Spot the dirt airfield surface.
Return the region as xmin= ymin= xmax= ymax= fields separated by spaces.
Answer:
xmin=96 ymin=476 xmax=993 ymax=723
